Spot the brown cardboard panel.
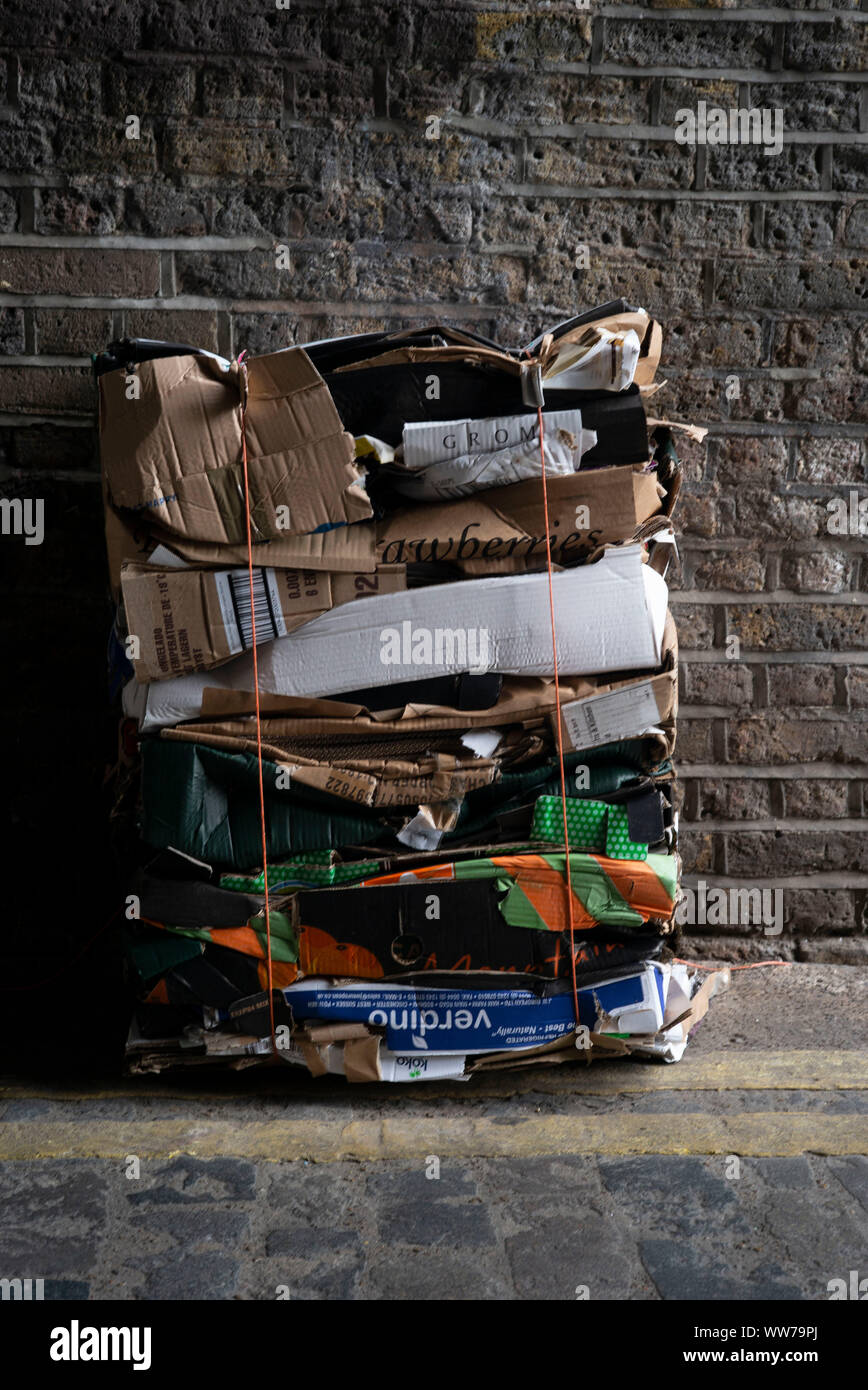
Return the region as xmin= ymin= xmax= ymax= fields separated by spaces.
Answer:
xmin=160 ymin=520 xmax=378 ymax=574
xmin=122 ymin=563 xmax=333 ymax=683
xmin=162 ymin=720 xmax=518 ymax=807
xmin=99 ymin=348 xmax=371 ymax=546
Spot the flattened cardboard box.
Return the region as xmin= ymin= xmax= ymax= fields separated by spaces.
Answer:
xmin=122 ymin=561 xmax=406 ymax=683
xmin=280 ymin=967 xmax=667 ymax=1054
xmin=376 ymin=462 xmax=672 ymax=570
xmin=124 ymin=545 xmax=669 ymax=730
xmin=99 ymin=347 xmax=371 ymax=545
xmin=146 ymin=516 xmax=378 ymax=576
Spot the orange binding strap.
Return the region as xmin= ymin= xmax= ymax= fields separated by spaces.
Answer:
xmin=237 ymin=353 xmax=276 ymax=1057
xmin=535 ymin=399 xmax=582 ymax=1033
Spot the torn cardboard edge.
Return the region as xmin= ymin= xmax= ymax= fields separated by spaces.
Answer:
xmin=121 ymin=561 xmax=406 ymax=684
xmin=160 ymin=723 xmax=545 ymax=809
xmin=104 ymin=492 xmax=379 ymax=595
xmin=99 ymin=347 xmax=372 ymax=546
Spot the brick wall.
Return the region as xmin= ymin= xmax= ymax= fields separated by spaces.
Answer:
xmin=0 ymin=1 xmax=866 ymax=1033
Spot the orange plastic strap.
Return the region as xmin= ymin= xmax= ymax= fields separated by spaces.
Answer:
xmin=535 ymin=402 xmax=581 ymax=1029
xmin=237 ymin=356 xmax=276 ymax=1056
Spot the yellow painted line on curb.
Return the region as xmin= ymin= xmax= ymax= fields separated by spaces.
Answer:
xmin=0 ymin=1113 xmax=865 ymax=1161
xmin=1 ymin=1051 xmax=866 ymax=1101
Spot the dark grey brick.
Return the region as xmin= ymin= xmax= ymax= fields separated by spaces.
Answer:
xmin=479 ymin=1155 xmax=600 ymax=1197
xmin=378 ymin=1199 xmax=496 ymax=1248
xmin=827 ymin=1157 xmax=868 ymax=1214
xmin=0 ymin=309 xmax=26 ymax=355
xmin=265 ymin=1227 xmax=362 ymax=1259
xmin=507 ymin=1213 xmax=637 ymax=1301
xmin=754 ymin=1157 xmax=816 ymax=1189
xmin=126 ymin=1156 xmax=256 ymax=1205
xmin=641 ymin=1240 xmax=804 ymax=1301
xmin=135 ymin=1208 xmax=250 ymax=1245
xmin=42 ymin=1279 xmax=91 ymax=1301
xmin=282 ymin=1266 xmax=359 ymax=1301
xmin=365 ymin=1252 xmax=513 ymax=1301
xmin=365 ymin=1165 xmax=478 ymax=1201
xmin=142 ymin=1254 xmax=240 ymax=1301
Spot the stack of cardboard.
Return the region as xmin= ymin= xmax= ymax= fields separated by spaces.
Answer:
xmin=98 ymin=302 xmax=727 ymax=1082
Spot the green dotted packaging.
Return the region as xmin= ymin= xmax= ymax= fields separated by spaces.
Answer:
xmin=530 ymin=795 xmax=649 ymax=861
xmin=221 ymin=856 xmax=381 ymax=893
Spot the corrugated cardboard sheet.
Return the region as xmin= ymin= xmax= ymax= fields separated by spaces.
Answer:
xmin=122 ymin=562 xmax=405 ymax=683
xmin=99 ymin=348 xmax=372 ymax=545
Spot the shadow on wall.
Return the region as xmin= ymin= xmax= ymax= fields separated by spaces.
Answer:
xmin=1 ymin=465 xmax=130 ymax=1074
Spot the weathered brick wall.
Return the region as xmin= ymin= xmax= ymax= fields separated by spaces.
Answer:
xmin=0 ymin=0 xmax=866 ymax=1023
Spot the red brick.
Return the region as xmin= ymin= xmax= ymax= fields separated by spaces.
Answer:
xmin=684 ymin=662 xmax=754 ymax=706
xmin=0 ymin=367 xmax=94 ymax=415
xmin=34 ymin=308 xmax=114 ymax=356
xmin=123 ymin=309 xmax=219 ymax=351
xmin=727 ymin=603 xmax=867 ymax=652
xmin=728 ymin=712 xmax=867 ymax=764
xmin=783 ymin=780 xmax=850 ymax=818
xmin=2 ymin=249 xmax=159 ymax=298
xmin=767 ymin=664 xmax=837 ymax=706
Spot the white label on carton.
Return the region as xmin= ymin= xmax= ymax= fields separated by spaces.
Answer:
xmin=562 ymin=680 xmax=661 ymax=751
xmin=402 ymin=409 xmax=584 ymax=470
xmin=378 ymin=1052 xmax=468 ymax=1083
xmin=215 ymin=567 xmax=288 ymax=655
xmin=147 ymin=544 xmax=189 ymax=568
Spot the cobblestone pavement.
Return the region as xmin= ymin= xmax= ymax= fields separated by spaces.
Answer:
xmin=0 ymin=1151 xmax=866 ymax=1301
xmin=1 ymin=966 xmax=866 ymax=1301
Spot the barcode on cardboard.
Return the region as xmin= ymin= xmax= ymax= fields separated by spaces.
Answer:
xmin=215 ymin=568 xmax=287 ymax=655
